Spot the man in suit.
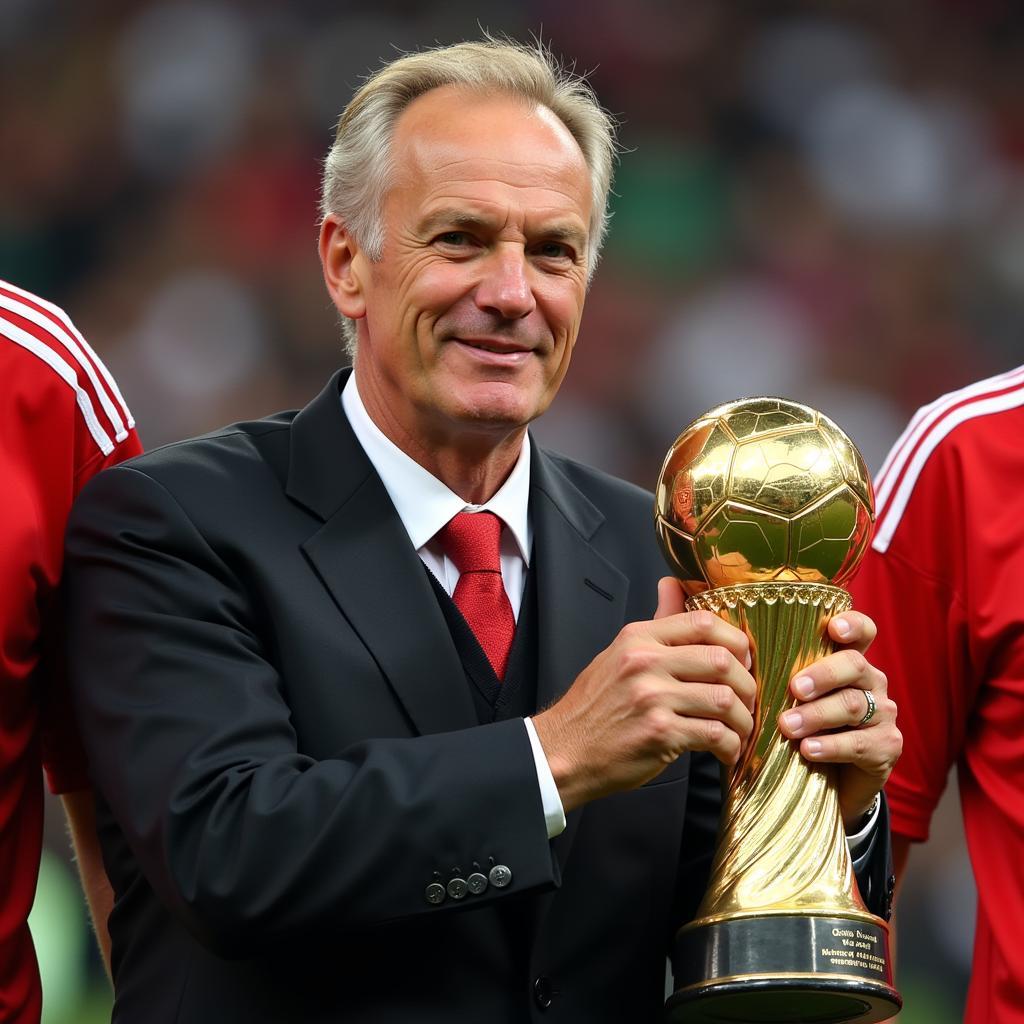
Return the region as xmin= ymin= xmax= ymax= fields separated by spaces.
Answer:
xmin=64 ymin=39 xmax=901 ymax=1022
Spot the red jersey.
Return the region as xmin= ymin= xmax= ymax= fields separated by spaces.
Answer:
xmin=0 ymin=280 xmax=142 ymax=1023
xmin=850 ymin=365 xmax=1024 ymax=1024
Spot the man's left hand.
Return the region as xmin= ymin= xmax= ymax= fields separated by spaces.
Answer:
xmin=776 ymin=611 xmax=902 ymax=830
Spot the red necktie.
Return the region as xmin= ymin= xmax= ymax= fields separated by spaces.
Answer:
xmin=437 ymin=511 xmax=516 ymax=680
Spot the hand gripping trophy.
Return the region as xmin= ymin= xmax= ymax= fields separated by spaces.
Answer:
xmin=655 ymin=398 xmax=901 ymax=1024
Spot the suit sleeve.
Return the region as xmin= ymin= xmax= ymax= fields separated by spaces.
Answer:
xmin=850 ymin=794 xmax=895 ymax=921
xmin=65 ymin=465 xmax=558 ymax=956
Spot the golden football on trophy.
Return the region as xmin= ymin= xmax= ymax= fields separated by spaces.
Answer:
xmin=656 ymin=397 xmax=900 ymax=1024
xmin=655 ymin=397 xmax=874 ymax=597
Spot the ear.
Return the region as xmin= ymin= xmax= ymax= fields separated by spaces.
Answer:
xmin=319 ymin=214 xmax=367 ymax=321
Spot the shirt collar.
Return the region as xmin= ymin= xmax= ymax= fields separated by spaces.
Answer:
xmin=341 ymin=373 xmax=532 ymax=562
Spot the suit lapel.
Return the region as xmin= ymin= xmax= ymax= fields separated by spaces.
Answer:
xmin=286 ymin=371 xmax=476 ymax=737
xmin=530 ymin=443 xmax=629 ymax=870
xmin=283 ymin=379 xmax=631 ymax=812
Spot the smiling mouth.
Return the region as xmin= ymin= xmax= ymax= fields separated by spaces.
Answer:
xmin=454 ymin=337 xmax=534 ymax=356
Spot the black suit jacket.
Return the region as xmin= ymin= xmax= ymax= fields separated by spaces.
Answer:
xmin=65 ymin=370 xmax=891 ymax=1023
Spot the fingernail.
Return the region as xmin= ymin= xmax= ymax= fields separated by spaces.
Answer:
xmin=781 ymin=710 xmax=803 ymax=733
xmin=793 ymin=676 xmax=814 ymax=699
xmin=804 ymin=739 xmax=823 ymax=756
xmin=833 ymin=617 xmax=851 ymax=639
xmin=745 ymin=650 xmax=752 ymax=670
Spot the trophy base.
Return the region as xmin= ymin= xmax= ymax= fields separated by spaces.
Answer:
xmin=665 ymin=977 xmax=897 ymax=1024
xmin=666 ymin=913 xmax=901 ymax=1024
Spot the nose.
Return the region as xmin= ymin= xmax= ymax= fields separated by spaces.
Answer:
xmin=474 ymin=248 xmax=536 ymax=320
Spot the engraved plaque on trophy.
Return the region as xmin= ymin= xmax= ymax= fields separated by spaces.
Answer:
xmin=654 ymin=398 xmax=901 ymax=1024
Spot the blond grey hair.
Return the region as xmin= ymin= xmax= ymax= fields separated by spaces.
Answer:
xmin=320 ymin=37 xmax=618 ymax=356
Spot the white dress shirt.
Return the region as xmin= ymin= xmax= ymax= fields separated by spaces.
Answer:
xmin=340 ymin=374 xmax=878 ymax=849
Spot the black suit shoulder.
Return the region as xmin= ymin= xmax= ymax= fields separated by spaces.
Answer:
xmin=108 ymin=410 xmax=296 ymax=492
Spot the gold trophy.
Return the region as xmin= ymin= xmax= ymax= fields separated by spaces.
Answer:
xmin=655 ymin=397 xmax=901 ymax=1024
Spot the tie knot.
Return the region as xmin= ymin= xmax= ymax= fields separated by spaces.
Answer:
xmin=437 ymin=511 xmax=503 ymax=575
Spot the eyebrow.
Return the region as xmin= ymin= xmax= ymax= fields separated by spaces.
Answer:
xmin=418 ymin=209 xmax=495 ymax=236
xmin=418 ymin=208 xmax=588 ymax=252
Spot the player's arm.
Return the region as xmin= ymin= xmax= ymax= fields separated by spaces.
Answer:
xmin=60 ymin=790 xmax=112 ymax=979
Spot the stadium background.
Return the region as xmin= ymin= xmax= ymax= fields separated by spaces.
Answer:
xmin=4 ymin=0 xmax=1019 ymax=1019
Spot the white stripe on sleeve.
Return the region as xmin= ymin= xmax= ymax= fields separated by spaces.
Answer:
xmin=874 ymin=364 xmax=1024 ymax=513
xmin=0 ymin=281 xmax=134 ymax=432
xmin=0 ymin=317 xmax=114 ymax=455
xmin=873 ymin=382 xmax=1024 ymax=553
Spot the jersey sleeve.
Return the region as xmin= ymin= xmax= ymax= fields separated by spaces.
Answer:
xmin=849 ymin=460 xmax=972 ymax=842
xmin=40 ymin=430 xmax=144 ymax=795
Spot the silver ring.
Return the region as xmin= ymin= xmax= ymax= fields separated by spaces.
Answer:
xmin=858 ymin=690 xmax=876 ymax=727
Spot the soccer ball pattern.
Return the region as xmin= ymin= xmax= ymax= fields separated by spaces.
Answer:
xmin=655 ymin=398 xmax=874 ymax=597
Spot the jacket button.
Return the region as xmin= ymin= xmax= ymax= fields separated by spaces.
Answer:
xmin=466 ymin=871 xmax=488 ymax=895
xmin=533 ymin=975 xmax=553 ymax=1009
xmin=424 ymin=882 xmax=446 ymax=905
xmin=489 ymin=863 xmax=512 ymax=888
xmin=446 ymin=877 xmax=468 ymax=900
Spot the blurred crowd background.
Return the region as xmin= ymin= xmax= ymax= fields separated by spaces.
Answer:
xmin=5 ymin=0 xmax=1018 ymax=1019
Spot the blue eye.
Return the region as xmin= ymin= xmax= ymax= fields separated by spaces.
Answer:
xmin=437 ymin=232 xmax=469 ymax=246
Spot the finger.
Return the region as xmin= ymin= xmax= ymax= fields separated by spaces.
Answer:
xmin=790 ymin=647 xmax=879 ymax=700
xmin=667 ymin=680 xmax=755 ymax=741
xmin=628 ymin=685 xmax=749 ymax=767
xmin=779 ymin=688 xmax=895 ymax=739
xmin=677 ymin=713 xmax=746 ymax=766
xmin=659 ymin=644 xmax=757 ymax=714
xmin=795 ymin=722 xmax=903 ymax=774
xmin=827 ymin=610 xmax=877 ymax=654
xmin=642 ymin=609 xmax=752 ymax=669
xmin=654 ymin=576 xmax=687 ymax=620
xmin=636 ymin=678 xmax=753 ymax=747
xmin=618 ymin=639 xmax=757 ymax=714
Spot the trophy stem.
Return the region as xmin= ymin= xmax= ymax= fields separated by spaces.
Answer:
xmin=688 ymin=582 xmax=862 ymax=922
xmin=668 ymin=582 xmax=899 ymax=1023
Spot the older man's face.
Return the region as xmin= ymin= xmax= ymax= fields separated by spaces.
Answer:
xmin=348 ymin=85 xmax=592 ymax=451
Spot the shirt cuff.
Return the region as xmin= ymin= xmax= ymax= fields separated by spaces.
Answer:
xmin=524 ymin=717 xmax=567 ymax=839
xmin=845 ymin=795 xmax=881 ymax=856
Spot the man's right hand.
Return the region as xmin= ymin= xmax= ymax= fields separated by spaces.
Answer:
xmin=531 ymin=577 xmax=755 ymax=814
